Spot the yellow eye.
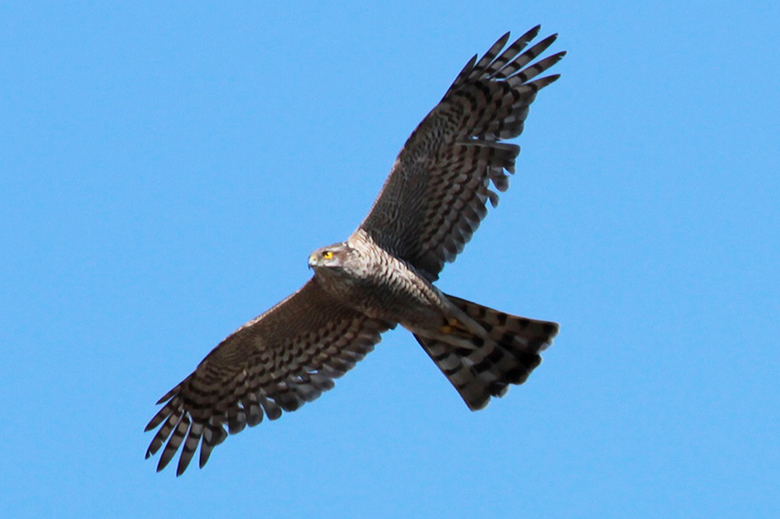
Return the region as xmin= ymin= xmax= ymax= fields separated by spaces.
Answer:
xmin=322 ymin=251 xmax=333 ymax=260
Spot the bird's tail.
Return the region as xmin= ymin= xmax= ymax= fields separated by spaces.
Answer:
xmin=413 ymin=294 xmax=558 ymax=410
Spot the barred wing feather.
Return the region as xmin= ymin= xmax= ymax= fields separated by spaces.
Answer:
xmin=145 ymin=278 xmax=393 ymax=475
xmin=358 ymin=26 xmax=565 ymax=280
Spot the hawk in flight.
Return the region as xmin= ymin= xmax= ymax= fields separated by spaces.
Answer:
xmin=146 ymin=26 xmax=564 ymax=475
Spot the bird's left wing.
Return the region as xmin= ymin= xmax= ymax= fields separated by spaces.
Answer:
xmin=357 ymin=27 xmax=564 ymax=281
xmin=145 ymin=277 xmax=394 ymax=475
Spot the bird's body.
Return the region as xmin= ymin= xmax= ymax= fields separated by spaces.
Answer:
xmin=312 ymin=231 xmax=450 ymax=329
xmin=146 ymin=26 xmax=565 ymax=475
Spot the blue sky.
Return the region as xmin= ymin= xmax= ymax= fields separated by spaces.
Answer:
xmin=1 ymin=1 xmax=778 ymax=517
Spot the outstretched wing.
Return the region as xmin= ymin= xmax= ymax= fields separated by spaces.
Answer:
xmin=144 ymin=278 xmax=394 ymax=475
xmin=357 ymin=26 xmax=565 ymax=281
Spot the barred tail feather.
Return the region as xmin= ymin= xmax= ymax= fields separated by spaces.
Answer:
xmin=414 ymin=295 xmax=558 ymax=410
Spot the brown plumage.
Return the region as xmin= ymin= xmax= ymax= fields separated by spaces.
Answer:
xmin=146 ymin=26 xmax=564 ymax=475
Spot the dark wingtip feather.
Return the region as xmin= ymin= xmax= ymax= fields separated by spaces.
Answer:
xmin=155 ymin=383 xmax=181 ymax=405
xmin=533 ymin=33 xmax=559 ymax=54
xmin=144 ymin=408 xmax=166 ymax=432
xmin=528 ymin=24 xmax=542 ymax=37
xmin=479 ymin=32 xmax=510 ymax=64
xmin=539 ymin=74 xmax=562 ymax=87
xmin=447 ymin=54 xmax=479 ymax=96
xmin=491 ymin=31 xmax=511 ymax=50
xmin=156 ymin=451 xmax=173 ymax=473
xmin=511 ymin=25 xmax=539 ymax=48
xmin=548 ymin=50 xmax=567 ymax=65
xmin=199 ymin=444 xmax=213 ymax=469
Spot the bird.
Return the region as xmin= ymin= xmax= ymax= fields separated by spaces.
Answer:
xmin=145 ymin=25 xmax=564 ymax=476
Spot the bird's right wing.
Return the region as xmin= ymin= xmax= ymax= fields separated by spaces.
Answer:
xmin=145 ymin=278 xmax=394 ymax=475
xmin=357 ymin=26 xmax=564 ymax=281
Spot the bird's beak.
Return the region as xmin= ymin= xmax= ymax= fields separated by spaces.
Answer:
xmin=308 ymin=254 xmax=318 ymax=269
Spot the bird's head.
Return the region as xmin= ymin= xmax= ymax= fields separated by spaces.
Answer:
xmin=308 ymin=242 xmax=355 ymax=271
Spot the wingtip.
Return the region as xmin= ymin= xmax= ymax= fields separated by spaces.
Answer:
xmin=507 ymin=25 xmax=542 ymax=51
xmin=156 ymin=456 xmax=171 ymax=473
xmin=548 ymin=51 xmax=567 ymax=67
xmin=495 ymin=31 xmax=511 ymax=47
xmin=538 ymin=33 xmax=559 ymax=47
xmin=155 ymin=388 xmax=177 ymax=405
xmin=539 ymin=74 xmax=562 ymax=87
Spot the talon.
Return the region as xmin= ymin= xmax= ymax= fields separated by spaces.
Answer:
xmin=447 ymin=318 xmax=468 ymax=332
xmin=440 ymin=325 xmax=452 ymax=334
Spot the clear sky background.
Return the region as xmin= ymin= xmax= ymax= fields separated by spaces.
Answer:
xmin=1 ymin=2 xmax=778 ymax=518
